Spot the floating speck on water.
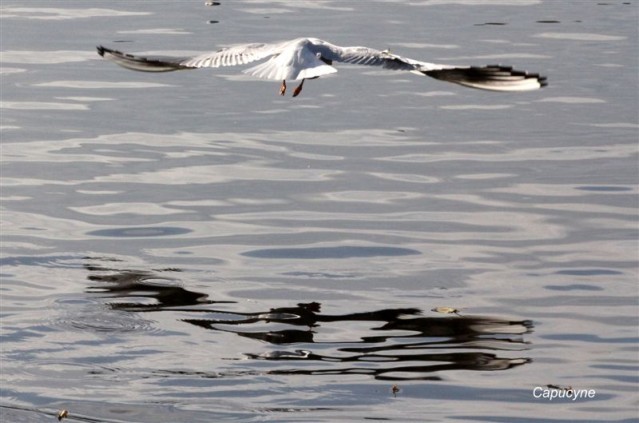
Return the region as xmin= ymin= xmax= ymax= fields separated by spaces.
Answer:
xmin=432 ymin=307 xmax=462 ymax=316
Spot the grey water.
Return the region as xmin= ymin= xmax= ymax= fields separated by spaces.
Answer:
xmin=1 ymin=1 xmax=638 ymax=422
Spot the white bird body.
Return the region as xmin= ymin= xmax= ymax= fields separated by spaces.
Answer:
xmin=240 ymin=38 xmax=338 ymax=81
xmin=97 ymin=37 xmax=547 ymax=96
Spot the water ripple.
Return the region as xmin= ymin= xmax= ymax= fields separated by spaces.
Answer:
xmin=0 ymin=7 xmax=150 ymax=20
xmin=242 ymin=245 xmax=421 ymax=259
xmin=534 ymin=32 xmax=626 ymax=41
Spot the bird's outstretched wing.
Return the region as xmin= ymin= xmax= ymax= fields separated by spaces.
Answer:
xmin=179 ymin=42 xmax=284 ymax=68
xmin=420 ymin=65 xmax=548 ymax=92
xmin=97 ymin=46 xmax=192 ymax=72
xmin=312 ymin=42 xmax=546 ymax=91
xmin=96 ymin=42 xmax=283 ymax=73
xmin=383 ymin=52 xmax=547 ymax=91
xmin=312 ymin=41 xmax=419 ymax=71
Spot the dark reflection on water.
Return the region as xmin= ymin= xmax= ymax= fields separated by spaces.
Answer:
xmin=474 ymin=22 xmax=507 ymax=26
xmin=264 ymin=353 xmax=529 ymax=381
xmin=84 ymin=259 xmax=227 ymax=310
xmin=187 ymin=303 xmax=532 ymax=380
xmin=85 ymin=259 xmax=533 ymax=381
xmin=545 ymin=283 xmax=604 ymax=291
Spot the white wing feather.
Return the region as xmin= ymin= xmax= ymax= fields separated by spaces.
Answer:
xmin=179 ymin=42 xmax=284 ymax=68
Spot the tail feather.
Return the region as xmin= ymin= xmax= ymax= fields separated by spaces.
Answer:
xmin=422 ymin=65 xmax=547 ymax=92
xmin=97 ymin=45 xmax=192 ymax=73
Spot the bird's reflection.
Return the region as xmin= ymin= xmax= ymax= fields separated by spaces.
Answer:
xmin=86 ymin=270 xmax=219 ymax=310
xmin=84 ymin=258 xmax=533 ymax=380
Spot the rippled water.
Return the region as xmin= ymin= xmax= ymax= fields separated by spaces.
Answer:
xmin=1 ymin=1 xmax=638 ymax=422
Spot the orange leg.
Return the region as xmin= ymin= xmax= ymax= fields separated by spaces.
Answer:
xmin=279 ymin=80 xmax=286 ymax=96
xmin=292 ymin=79 xmax=305 ymax=97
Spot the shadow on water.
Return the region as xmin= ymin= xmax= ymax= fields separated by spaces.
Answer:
xmin=84 ymin=258 xmax=533 ymax=381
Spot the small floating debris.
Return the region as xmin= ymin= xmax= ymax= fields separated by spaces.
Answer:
xmin=391 ymin=384 xmax=400 ymax=397
xmin=207 ymin=20 xmax=219 ymax=24
xmin=205 ymin=1 xmax=221 ymax=5
xmin=431 ymin=306 xmax=462 ymax=316
xmin=57 ymin=409 xmax=69 ymax=421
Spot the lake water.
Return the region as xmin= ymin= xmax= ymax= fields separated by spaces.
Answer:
xmin=1 ymin=1 xmax=638 ymax=422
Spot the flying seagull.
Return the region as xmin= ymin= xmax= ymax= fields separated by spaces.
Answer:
xmin=97 ymin=37 xmax=547 ymax=97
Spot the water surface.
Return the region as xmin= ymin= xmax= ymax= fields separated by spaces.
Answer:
xmin=1 ymin=1 xmax=638 ymax=422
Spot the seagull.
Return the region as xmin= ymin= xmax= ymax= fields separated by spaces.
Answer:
xmin=97 ymin=37 xmax=547 ymax=97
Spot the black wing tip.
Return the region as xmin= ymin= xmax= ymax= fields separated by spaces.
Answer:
xmin=423 ymin=64 xmax=549 ymax=90
xmin=486 ymin=64 xmax=549 ymax=86
xmin=97 ymin=45 xmax=117 ymax=57
xmin=474 ymin=65 xmax=549 ymax=87
xmin=539 ymin=76 xmax=549 ymax=87
xmin=97 ymin=45 xmax=124 ymax=58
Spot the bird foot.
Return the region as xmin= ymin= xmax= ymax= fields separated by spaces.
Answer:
xmin=292 ymin=79 xmax=305 ymax=97
xmin=279 ymin=80 xmax=286 ymax=96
